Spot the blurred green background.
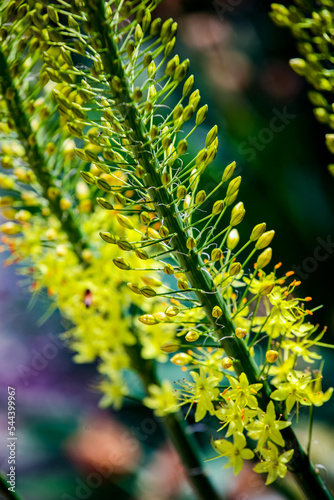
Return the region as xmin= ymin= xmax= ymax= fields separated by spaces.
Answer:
xmin=0 ymin=1 xmax=333 ymax=499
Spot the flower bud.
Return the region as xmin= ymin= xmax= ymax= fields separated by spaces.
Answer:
xmin=161 ymin=171 xmax=171 ymax=185
xmin=183 ymin=75 xmax=194 ymax=97
xmin=196 ymin=149 xmax=207 ymax=165
xmin=127 ymin=283 xmax=141 ymax=294
xmin=212 ymin=306 xmax=223 ymax=318
xmin=163 ymin=263 xmax=174 ymax=275
xmin=222 ymin=161 xmax=236 ymax=183
xmin=205 ymin=125 xmax=218 ymax=147
xmin=165 ymin=305 xmax=179 ymax=317
xmin=230 ymin=202 xmax=245 ymax=226
xmin=259 ymin=282 xmax=275 ymax=296
xmin=165 ymin=55 xmax=179 ymax=76
xmin=186 ymin=237 xmax=196 ymax=250
xmin=159 ymin=225 xmax=169 ymax=238
xmin=229 ymin=262 xmax=242 ymax=276
xmin=150 ymin=17 xmax=162 ymax=36
xmin=68 ymin=122 xmax=83 ymax=138
xmin=135 ymin=24 xmax=143 ymax=43
xmin=140 ymin=286 xmax=157 ymax=298
xmin=117 ymin=214 xmax=134 ymax=230
xmin=289 ymin=58 xmax=306 ymax=76
xmin=177 ymin=185 xmax=187 ymax=199
xmin=60 ymin=198 xmax=72 ymax=210
xmin=139 ymin=314 xmax=159 ymax=325
xmin=113 ymin=257 xmax=131 ymax=270
xmin=147 ymin=227 xmax=160 ymax=239
xmin=235 ymin=327 xmax=247 ymax=339
xmin=117 ymin=238 xmax=133 ymax=251
xmin=99 ymin=232 xmax=116 ymax=244
xmin=211 ymin=248 xmax=223 ymax=261
xmin=96 ymin=178 xmax=111 ymax=192
xmin=135 ymin=248 xmax=149 ymax=260
xmin=97 ymin=197 xmax=113 ymax=210
xmin=160 ymin=340 xmax=180 ymax=353
xmin=256 ymin=247 xmax=272 ymax=270
xmin=255 ymin=230 xmax=275 ymax=250
xmin=177 ymin=139 xmax=188 ymax=155
xmin=266 ymin=350 xmax=279 ymax=363
xmin=185 ymin=331 xmax=199 ymax=342
xmin=212 ymin=200 xmax=224 ymax=215
xmin=182 ymin=104 xmax=194 ymax=122
xmin=250 ymin=223 xmax=266 ymax=241
xmin=171 ymin=353 xmax=192 ymax=366
xmin=225 ymin=191 xmax=239 ymax=206
xmin=226 ymin=176 xmax=241 ymax=198
xmin=226 ymin=229 xmax=239 ymax=250
xmin=80 ymin=171 xmax=96 ymax=185
xmin=222 ymin=357 xmax=233 ymax=369
xmin=178 ymin=279 xmax=189 ymax=290
xmin=164 ymin=37 xmax=176 ymax=57
xmin=174 ymin=59 xmax=189 ymax=81
xmin=1 ymin=222 xmax=21 ymax=235
xmin=195 ymin=190 xmax=206 ymax=205
xmin=195 ymin=104 xmax=208 ymax=126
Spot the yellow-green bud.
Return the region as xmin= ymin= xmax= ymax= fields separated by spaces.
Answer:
xmin=177 ymin=279 xmax=189 ymax=290
xmin=117 ymin=214 xmax=134 ymax=230
xmin=142 ymin=9 xmax=151 ymax=32
xmin=99 ymin=232 xmax=116 ymax=244
xmin=212 ymin=306 xmax=223 ymax=318
xmin=211 ymin=248 xmax=223 ymax=261
xmin=222 ymin=161 xmax=236 ymax=183
xmin=255 ymin=230 xmax=275 ymax=250
xmin=212 ymin=200 xmax=224 ymax=215
xmin=177 ymin=139 xmax=188 ymax=155
xmin=75 ymin=149 xmax=87 ymax=161
xmin=250 ymin=223 xmax=266 ymax=241
xmin=133 ymin=87 xmax=142 ymax=102
xmin=177 ymin=185 xmax=187 ymax=199
xmin=185 ymin=330 xmax=199 ymax=342
xmin=195 ymin=190 xmax=206 ymax=205
xmin=165 ymin=305 xmax=179 ymax=317
xmin=230 ymin=202 xmax=245 ymax=226
xmin=161 ymin=171 xmax=171 ymax=185
xmin=205 ymin=125 xmax=218 ymax=147
xmin=229 ymin=262 xmax=242 ymax=276
xmin=68 ymin=122 xmax=83 ymax=138
xmin=164 ymin=263 xmax=175 ymax=275
xmin=173 ymin=104 xmax=183 ymax=122
xmin=147 ymin=227 xmax=160 ymax=239
xmin=256 ymin=247 xmax=272 ymax=269
xmin=183 ymin=75 xmax=194 ymax=97
xmin=186 ymin=237 xmax=196 ymax=250
xmin=160 ymin=340 xmax=180 ymax=353
xmin=266 ymin=350 xmax=279 ymax=363
xmin=171 ymin=353 xmax=192 ymax=366
xmin=140 ymin=286 xmax=157 ymax=298
xmin=96 ymin=178 xmax=111 ymax=192
xmin=1 ymin=156 xmax=13 ymax=169
xmin=113 ymin=257 xmax=131 ymax=270
xmin=159 ymin=225 xmax=169 ymax=238
xmin=165 ymin=55 xmax=179 ymax=76
xmin=135 ymin=24 xmax=143 ymax=43
xmin=139 ymin=314 xmax=159 ymax=325
xmin=225 ymin=191 xmax=239 ymax=207
xmin=235 ymin=327 xmax=247 ymax=339
xmin=135 ymin=248 xmax=149 ymax=260
xmin=226 ymin=175 xmax=241 ymax=198
xmin=117 ymin=238 xmax=133 ymax=251
xmin=226 ymin=228 xmax=239 ymax=250
xmin=140 ymin=211 xmax=151 ymax=225
xmin=60 ymin=198 xmax=72 ymax=210
xmin=196 ymin=149 xmax=207 ymax=165
xmin=222 ymin=357 xmax=233 ymax=369
xmin=259 ymin=282 xmax=275 ymax=296
xmin=182 ymin=104 xmax=194 ymax=122
xmin=80 ymin=171 xmax=96 ymax=185
xmin=174 ymin=59 xmax=190 ymax=82
xmin=127 ymin=283 xmax=141 ymax=294
xmin=195 ymin=104 xmax=208 ymax=126
xmin=150 ymin=17 xmax=162 ymax=36
xmin=164 ymin=37 xmax=176 ymax=57
xmin=289 ymin=58 xmax=307 ymax=76
xmin=1 ymin=222 xmax=21 ymax=235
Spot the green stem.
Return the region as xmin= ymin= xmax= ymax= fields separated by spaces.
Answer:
xmin=85 ymin=3 xmax=333 ymax=499
xmin=125 ymin=344 xmax=222 ymax=500
xmin=307 ymin=405 xmax=314 ymax=458
xmin=0 ymin=48 xmax=86 ymax=260
xmin=0 ymin=473 xmax=23 ymax=500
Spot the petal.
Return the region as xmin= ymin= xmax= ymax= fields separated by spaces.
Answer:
xmin=266 ymin=400 xmax=276 ymax=421
xmin=266 ymin=467 xmax=278 ymax=485
xmin=254 ymin=462 xmax=270 ymax=473
xmin=234 ymin=456 xmax=244 ymax=475
xmin=271 ymin=389 xmax=289 ymax=401
xmin=234 ymin=431 xmax=246 ymax=449
xmin=286 ymin=394 xmax=295 ymax=413
xmin=270 ymin=428 xmax=285 ymax=447
xmin=280 ymin=449 xmax=294 ymax=464
xmin=241 ymin=448 xmax=254 ymax=460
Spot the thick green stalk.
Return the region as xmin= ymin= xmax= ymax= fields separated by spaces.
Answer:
xmin=85 ymin=3 xmax=333 ymax=499
xmin=126 ymin=344 xmax=222 ymax=500
xmin=0 ymin=48 xmax=85 ymax=259
xmin=0 ymin=473 xmax=22 ymax=500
